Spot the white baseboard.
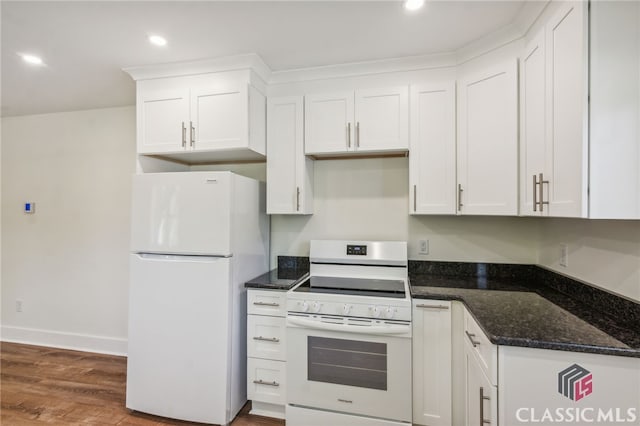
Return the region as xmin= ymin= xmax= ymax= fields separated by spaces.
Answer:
xmin=1 ymin=325 xmax=127 ymax=356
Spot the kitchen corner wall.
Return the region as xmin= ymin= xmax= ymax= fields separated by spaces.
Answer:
xmin=538 ymin=219 xmax=640 ymax=302
xmin=1 ymin=106 xmax=135 ymax=354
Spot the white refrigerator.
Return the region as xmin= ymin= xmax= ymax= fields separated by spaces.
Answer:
xmin=126 ymin=171 xmax=269 ymax=425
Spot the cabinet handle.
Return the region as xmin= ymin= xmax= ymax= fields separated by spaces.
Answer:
xmin=480 ymin=387 xmax=491 ymax=425
xmin=347 ymin=122 xmax=352 ymax=148
xmin=253 ymin=379 xmax=280 ymax=387
xmin=416 ymin=304 xmax=449 ymax=310
xmin=296 ymin=187 xmax=300 ymax=212
xmin=252 ymin=336 xmax=280 ymax=343
xmin=356 ymin=121 xmax=360 ymax=148
xmin=253 ymin=302 xmax=280 ymax=307
xmin=532 ymin=174 xmax=538 ymax=212
xmin=181 ymin=122 xmax=186 ymax=147
xmin=190 ymin=121 xmax=195 ymax=147
xmin=413 ymin=185 xmax=417 ymax=212
xmin=465 ymin=330 xmax=481 ymax=347
xmin=338 ymin=399 xmax=353 ymax=404
xmin=458 ymin=184 xmax=464 ymax=211
xmin=538 ymin=172 xmax=549 ymax=212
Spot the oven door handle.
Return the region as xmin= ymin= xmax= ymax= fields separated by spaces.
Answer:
xmin=287 ymin=316 xmax=411 ymax=336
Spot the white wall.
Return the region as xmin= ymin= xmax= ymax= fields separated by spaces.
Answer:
xmin=1 ymin=106 xmax=135 ymax=354
xmin=538 ymin=219 xmax=640 ymax=302
xmin=270 ymin=157 xmax=539 ymax=266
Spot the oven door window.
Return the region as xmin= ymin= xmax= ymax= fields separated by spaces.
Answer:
xmin=307 ymin=336 xmax=387 ymax=390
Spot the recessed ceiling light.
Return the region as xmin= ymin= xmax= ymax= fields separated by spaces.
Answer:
xmin=404 ymin=0 xmax=425 ymax=11
xmin=19 ymin=53 xmax=44 ymax=65
xmin=149 ymin=35 xmax=167 ymax=47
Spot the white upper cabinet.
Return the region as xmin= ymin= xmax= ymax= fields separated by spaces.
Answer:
xmin=457 ymin=59 xmax=519 ymax=216
xmin=409 ymin=82 xmax=457 ymax=215
xmin=304 ymin=86 xmax=408 ymax=156
xmin=544 ymin=1 xmax=589 ymax=217
xmin=266 ymin=96 xmax=314 ymax=215
xmin=190 ymin=84 xmax=248 ymax=151
xmin=520 ymin=30 xmax=546 ymax=216
xmin=139 ymin=89 xmax=190 ymax=154
xmin=129 ymin=65 xmax=267 ymax=164
xmin=519 ymin=1 xmax=588 ymax=217
xmin=590 ymin=0 xmax=640 ymax=219
xmin=304 ymin=92 xmax=354 ymax=155
xmin=355 ymin=87 xmax=409 ymax=152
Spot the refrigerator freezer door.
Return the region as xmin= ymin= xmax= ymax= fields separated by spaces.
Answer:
xmin=126 ymin=253 xmax=233 ymax=424
xmin=130 ymin=172 xmax=232 ymax=256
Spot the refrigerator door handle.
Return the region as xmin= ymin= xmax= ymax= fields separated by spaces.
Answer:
xmin=135 ymin=253 xmax=230 ymax=262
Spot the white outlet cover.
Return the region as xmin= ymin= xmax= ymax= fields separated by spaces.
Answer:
xmin=559 ymin=243 xmax=568 ymax=267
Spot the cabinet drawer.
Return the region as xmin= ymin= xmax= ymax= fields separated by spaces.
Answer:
xmin=247 ymin=289 xmax=287 ymax=317
xmin=463 ymin=308 xmax=498 ymax=385
xmin=247 ymin=358 xmax=286 ymax=406
xmin=247 ymin=315 xmax=286 ymax=361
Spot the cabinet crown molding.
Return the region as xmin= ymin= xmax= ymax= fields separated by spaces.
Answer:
xmin=123 ymin=52 xmax=271 ymax=83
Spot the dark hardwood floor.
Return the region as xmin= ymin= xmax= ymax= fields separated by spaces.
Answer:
xmin=1 ymin=342 xmax=284 ymax=425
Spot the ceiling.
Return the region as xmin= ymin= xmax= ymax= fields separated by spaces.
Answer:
xmin=1 ymin=1 xmax=528 ymax=117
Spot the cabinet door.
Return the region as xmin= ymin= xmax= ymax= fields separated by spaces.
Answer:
xmin=412 ymin=300 xmax=452 ymax=426
xmin=545 ymin=1 xmax=588 ymax=217
xmin=465 ymin=344 xmax=498 ymax=426
xmin=191 ymin=84 xmax=248 ymax=151
xmin=304 ymin=92 xmax=354 ymax=155
xmin=410 ymin=83 xmax=456 ymax=215
xmin=267 ymin=96 xmax=313 ymax=214
xmin=138 ymin=88 xmax=190 ymax=154
xmin=355 ymin=86 xmax=408 ymax=152
xmin=520 ymin=30 xmax=547 ymax=216
xmin=458 ymin=60 xmax=518 ymax=215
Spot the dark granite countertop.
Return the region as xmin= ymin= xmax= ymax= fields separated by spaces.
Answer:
xmin=411 ymin=273 xmax=640 ymax=358
xmin=245 ymin=268 xmax=308 ymax=290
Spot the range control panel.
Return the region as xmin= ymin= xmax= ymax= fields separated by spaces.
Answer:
xmin=346 ymin=244 xmax=367 ymax=256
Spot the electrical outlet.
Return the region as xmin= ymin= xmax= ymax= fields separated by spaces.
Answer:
xmin=419 ymin=239 xmax=429 ymax=255
xmin=16 ymin=300 xmax=23 ymax=313
xmin=559 ymin=243 xmax=569 ymax=267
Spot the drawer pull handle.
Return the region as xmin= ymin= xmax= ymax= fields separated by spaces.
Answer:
xmin=465 ymin=330 xmax=481 ymax=347
xmin=253 ymin=302 xmax=280 ymax=307
xmin=253 ymin=379 xmax=279 ymax=387
xmin=338 ymin=398 xmax=353 ymax=404
xmin=253 ymin=336 xmax=280 ymax=343
xmin=416 ymin=304 xmax=449 ymax=310
xmin=480 ymin=386 xmax=491 ymax=425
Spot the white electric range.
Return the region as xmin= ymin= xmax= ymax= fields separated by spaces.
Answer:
xmin=286 ymin=240 xmax=412 ymax=426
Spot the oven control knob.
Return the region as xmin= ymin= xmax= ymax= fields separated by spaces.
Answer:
xmin=299 ymin=301 xmax=309 ymax=312
xmin=342 ymin=304 xmax=352 ymax=315
xmin=369 ymin=306 xmax=382 ymax=318
xmin=384 ymin=307 xmax=396 ymax=319
xmin=310 ymin=301 xmax=322 ymax=313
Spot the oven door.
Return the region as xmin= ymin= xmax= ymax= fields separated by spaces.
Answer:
xmin=286 ymin=314 xmax=412 ymax=422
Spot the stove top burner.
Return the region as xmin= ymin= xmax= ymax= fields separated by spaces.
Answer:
xmin=293 ymin=276 xmax=406 ymax=299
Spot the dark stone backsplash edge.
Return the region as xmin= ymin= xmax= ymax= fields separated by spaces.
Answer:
xmin=407 ymin=260 xmax=640 ymax=332
xmin=277 ymin=256 xmax=310 ymax=272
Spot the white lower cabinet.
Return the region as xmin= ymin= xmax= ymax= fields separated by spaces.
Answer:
xmin=412 ymin=300 xmax=453 ymax=426
xmin=464 ymin=336 xmax=498 ymax=426
xmin=462 ymin=308 xmax=498 ymax=426
xmin=247 ymin=289 xmax=287 ymax=419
